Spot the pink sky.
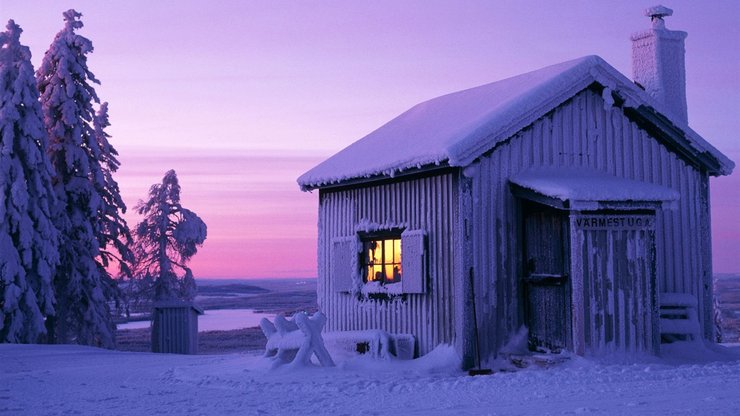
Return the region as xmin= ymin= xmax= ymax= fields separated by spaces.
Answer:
xmin=2 ymin=1 xmax=738 ymax=277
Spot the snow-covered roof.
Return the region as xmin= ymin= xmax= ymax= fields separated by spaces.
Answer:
xmin=510 ymin=168 xmax=680 ymax=207
xmin=298 ymin=55 xmax=734 ymax=190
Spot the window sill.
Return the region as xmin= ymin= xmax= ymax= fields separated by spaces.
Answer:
xmin=361 ymin=281 xmax=403 ymax=295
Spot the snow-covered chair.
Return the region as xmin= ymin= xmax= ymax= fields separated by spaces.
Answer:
xmin=259 ymin=311 xmax=335 ymax=368
xmin=659 ymin=293 xmax=701 ymax=342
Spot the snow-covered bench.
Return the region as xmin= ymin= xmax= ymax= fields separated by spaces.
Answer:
xmin=659 ymin=292 xmax=701 ymax=342
xmin=323 ymin=330 xmax=416 ymax=360
xmin=260 ymin=312 xmax=335 ymax=368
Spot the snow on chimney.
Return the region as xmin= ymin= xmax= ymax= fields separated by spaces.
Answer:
xmin=631 ymin=5 xmax=688 ymax=124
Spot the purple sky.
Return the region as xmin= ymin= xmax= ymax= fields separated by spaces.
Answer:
xmin=2 ymin=1 xmax=738 ymax=277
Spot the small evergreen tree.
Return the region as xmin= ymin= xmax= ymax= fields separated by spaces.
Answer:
xmin=133 ymin=170 xmax=207 ymax=302
xmin=36 ymin=10 xmax=130 ymax=347
xmin=0 ymin=20 xmax=59 ymax=343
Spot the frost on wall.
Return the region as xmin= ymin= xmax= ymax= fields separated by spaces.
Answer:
xmin=0 ymin=20 xmax=59 ymax=343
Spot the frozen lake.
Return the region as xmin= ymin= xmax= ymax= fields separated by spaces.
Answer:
xmin=117 ymin=308 xmax=273 ymax=332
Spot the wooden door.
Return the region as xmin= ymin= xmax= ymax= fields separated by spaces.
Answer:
xmin=570 ymin=213 xmax=658 ymax=355
xmin=523 ymin=203 xmax=569 ymax=352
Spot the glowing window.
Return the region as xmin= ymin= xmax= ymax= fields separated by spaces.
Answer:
xmin=362 ymin=236 xmax=402 ymax=284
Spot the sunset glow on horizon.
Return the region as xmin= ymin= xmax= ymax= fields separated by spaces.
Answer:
xmin=3 ymin=1 xmax=738 ymax=278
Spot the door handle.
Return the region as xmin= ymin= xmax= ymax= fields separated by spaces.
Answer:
xmin=526 ymin=273 xmax=567 ymax=285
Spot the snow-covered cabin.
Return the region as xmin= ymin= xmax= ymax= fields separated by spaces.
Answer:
xmin=298 ymin=7 xmax=734 ymax=367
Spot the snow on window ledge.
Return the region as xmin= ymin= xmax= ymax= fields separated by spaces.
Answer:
xmin=361 ymin=281 xmax=402 ymax=296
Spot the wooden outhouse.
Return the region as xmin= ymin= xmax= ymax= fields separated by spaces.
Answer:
xmin=151 ymin=301 xmax=203 ymax=354
xmin=298 ymin=8 xmax=734 ymax=367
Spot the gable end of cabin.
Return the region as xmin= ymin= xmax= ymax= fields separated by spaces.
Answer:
xmin=463 ymin=86 xmax=716 ymax=364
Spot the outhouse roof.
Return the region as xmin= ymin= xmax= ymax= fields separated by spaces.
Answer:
xmin=510 ymin=168 xmax=679 ymax=210
xmin=298 ymin=55 xmax=733 ymax=190
xmin=153 ymin=301 xmax=204 ymax=314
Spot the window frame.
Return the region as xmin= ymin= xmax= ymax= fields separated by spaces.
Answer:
xmin=358 ymin=228 xmax=404 ymax=287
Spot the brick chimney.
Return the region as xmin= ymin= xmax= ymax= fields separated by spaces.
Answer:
xmin=631 ymin=5 xmax=688 ymax=124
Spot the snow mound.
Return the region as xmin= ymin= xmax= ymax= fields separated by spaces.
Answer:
xmin=339 ymin=344 xmax=461 ymax=375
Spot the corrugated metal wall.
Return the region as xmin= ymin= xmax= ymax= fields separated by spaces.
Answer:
xmin=471 ymin=88 xmax=709 ymax=362
xmin=152 ymin=306 xmax=198 ymax=354
xmin=318 ymin=173 xmax=458 ymax=356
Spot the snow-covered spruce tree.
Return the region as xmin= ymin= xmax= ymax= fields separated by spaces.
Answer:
xmin=93 ymin=103 xmax=134 ymax=278
xmin=94 ymin=102 xmax=135 ymax=318
xmin=36 ymin=10 xmax=131 ymax=347
xmin=133 ymin=170 xmax=206 ymax=302
xmin=0 ymin=20 xmax=59 ymax=343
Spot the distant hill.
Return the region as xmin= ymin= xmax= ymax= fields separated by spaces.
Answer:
xmin=197 ymin=283 xmax=269 ymax=296
xmin=715 ymin=273 xmax=740 ymax=280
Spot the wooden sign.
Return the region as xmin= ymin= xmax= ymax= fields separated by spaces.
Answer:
xmin=573 ymin=215 xmax=654 ymax=230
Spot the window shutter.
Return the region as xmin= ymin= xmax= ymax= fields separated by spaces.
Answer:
xmin=331 ymin=237 xmax=356 ymax=293
xmin=401 ymin=230 xmax=426 ymax=293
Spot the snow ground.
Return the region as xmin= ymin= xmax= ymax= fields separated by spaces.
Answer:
xmin=2 ymin=342 xmax=739 ymax=416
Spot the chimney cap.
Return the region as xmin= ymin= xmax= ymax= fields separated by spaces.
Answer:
xmin=645 ymin=5 xmax=673 ymax=19
xmin=645 ymin=5 xmax=673 ymax=28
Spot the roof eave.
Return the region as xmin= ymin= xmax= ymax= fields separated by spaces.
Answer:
xmin=622 ymin=104 xmax=734 ymax=176
xmin=300 ymin=162 xmax=455 ymax=192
